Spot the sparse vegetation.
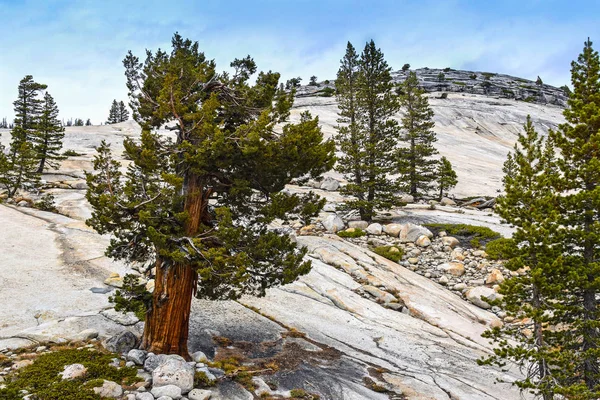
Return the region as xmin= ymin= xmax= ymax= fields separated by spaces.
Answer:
xmin=63 ymin=149 xmax=83 ymax=157
xmin=337 ymin=228 xmax=366 ymax=238
xmin=372 ymin=246 xmax=403 ymax=262
xmin=34 ymin=193 xmax=58 ymax=212
xmin=317 ymin=87 xmax=335 ymax=97
xmin=425 ymin=223 xmax=500 ymax=248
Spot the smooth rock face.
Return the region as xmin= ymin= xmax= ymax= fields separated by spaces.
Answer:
xmin=151 ymin=384 xmax=183 ymax=399
xmin=321 ymin=214 xmax=345 ymax=233
xmin=93 ymin=380 xmax=123 ymax=398
xmin=152 ymin=356 xmax=195 ymax=393
xmin=59 ymin=363 xmax=87 ymax=380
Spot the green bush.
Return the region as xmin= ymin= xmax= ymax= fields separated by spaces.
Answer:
xmin=485 ymin=237 xmax=517 ymax=260
xmin=337 ymin=228 xmax=366 ymax=238
xmin=372 ymin=246 xmax=403 ymax=262
xmin=470 ymin=73 xmax=478 ymax=79
xmin=425 ymin=223 xmax=500 ymax=248
xmin=439 ymin=92 xmax=448 ymax=99
xmin=63 ymin=149 xmax=83 ymax=157
xmin=453 ymin=81 xmax=466 ymax=86
xmin=0 ymin=348 xmax=138 ymax=400
xmin=317 ymin=87 xmax=336 ymax=97
xmin=34 ymin=193 xmax=58 ymax=212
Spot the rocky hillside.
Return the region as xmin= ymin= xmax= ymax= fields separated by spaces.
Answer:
xmin=292 ymin=69 xmax=567 ymax=198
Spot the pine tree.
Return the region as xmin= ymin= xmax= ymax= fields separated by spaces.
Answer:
xmin=481 ymin=116 xmax=564 ymax=399
xmin=335 ymin=40 xmax=400 ymax=221
xmin=107 ymin=100 xmax=119 ymax=124
xmin=86 ymin=33 xmax=335 ymax=358
xmin=402 ymin=63 xmax=410 ymax=72
xmin=74 ymin=118 xmax=84 ymax=126
xmin=117 ymin=101 xmax=129 ymax=122
xmin=11 ymin=75 xmax=47 ymax=156
xmin=549 ymin=38 xmax=600 ymax=397
xmin=33 ymin=92 xmax=65 ymax=172
xmin=436 ymin=156 xmax=457 ymax=200
xmin=397 ymin=71 xmax=439 ymax=198
xmin=86 ymin=119 xmax=92 ymax=126
xmin=309 ymin=75 xmax=318 ymax=86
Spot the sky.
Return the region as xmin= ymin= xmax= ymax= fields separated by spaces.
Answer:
xmin=1 ymin=0 xmax=599 ymax=124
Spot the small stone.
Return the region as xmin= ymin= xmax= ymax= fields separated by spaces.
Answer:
xmin=439 ymin=275 xmax=449 ymax=285
xmin=191 ymin=351 xmax=208 ymax=363
xmin=127 ymin=349 xmax=147 ymax=365
xmin=490 ymin=319 xmax=504 ymax=329
xmin=188 ymin=388 xmax=212 ymax=400
xmin=415 ymin=235 xmax=431 ymax=247
xmin=441 ymin=236 xmax=460 ymax=248
xmin=136 ymin=393 xmax=154 ymax=400
xmin=465 ymin=286 xmax=503 ymax=309
xmin=104 ymin=272 xmax=124 ymax=288
xmin=104 ymin=331 xmax=139 ymax=354
xmin=152 ymin=355 xmax=194 ymax=393
xmin=383 ymin=223 xmax=402 ymax=237
xmin=440 ymin=197 xmax=456 ymax=206
xmin=321 ymin=214 xmax=345 ymax=233
xmin=320 ymin=177 xmax=340 ymax=191
xmin=437 ymin=262 xmax=465 ymax=277
xmin=486 ymin=268 xmax=505 ymax=285
xmin=408 ymin=257 xmax=419 ymax=265
xmin=35 ymin=346 xmax=47 ymax=353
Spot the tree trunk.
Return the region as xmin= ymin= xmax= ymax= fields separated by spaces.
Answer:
xmin=140 ymin=173 xmax=207 ymax=359
xmin=141 ymin=260 xmax=197 ymax=360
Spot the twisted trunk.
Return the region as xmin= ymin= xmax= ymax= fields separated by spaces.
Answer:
xmin=141 ymin=174 xmax=207 ymax=359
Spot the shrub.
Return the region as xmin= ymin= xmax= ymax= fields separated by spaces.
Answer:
xmin=470 ymin=73 xmax=478 ymax=79
xmin=317 ymin=87 xmax=336 ymax=97
xmin=443 ymin=67 xmax=452 ymax=72
xmin=337 ymin=228 xmax=366 ymax=238
xmin=439 ymin=92 xmax=448 ymax=99
xmin=194 ymin=370 xmax=216 ymax=388
xmin=453 ymin=81 xmax=466 ymax=86
xmin=372 ymin=246 xmax=403 ymax=262
xmin=485 ymin=237 xmax=517 ymax=260
xmin=34 ymin=193 xmax=58 ymax=213
xmin=425 ymin=223 xmax=500 ymax=248
xmin=63 ymin=149 xmax=83 ymax=157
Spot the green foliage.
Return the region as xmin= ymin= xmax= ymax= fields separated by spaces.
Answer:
xmin=425 ymin=223 xmax=500 ymax=247
xmin=436 ymin=156 xmax=457 ymax=200
xmin=372 ymin=246 xmax=403 ymax=262
xmin=437 ymin=72 xmax=445 ymax=82
xmin=482 ymin=72 xmax=496 ymax=79
xmin=33 ymin=92 xmax=65 ymax=172
xmin=0 ymin=348 xmax=138 ymax=400
xmin=439 ymin=92 xmax=448 ymax=99
xmin=337 ymin=228 xmax=366 ymax=238
xmin=453 ymin=81 xmax=466 ymax=86
xmin=443 ymin=67 xmax=452 ymax=72
xmin=536 ymin=75 xmax=543 ymax=85
xmin=107 ymin=100 xmax=119 ymax=124
xmin=34 ymin=193 xmax=58 ymax=212
xmin=485 ymin=237 xmax=516 ymax=260
xmin=469 ymin=73 xmax=477 ymax=79
xmin=397 ymin=71 xmax=439 ymax=198
xmin=109 ymin=274 xmax=152 ymax=320
xmin=480 ymin=115 xmax=563 ymax=398
xmin=194 ymin=370 xmax=216 ymax=388
xmin=290 ymin=388 xmax=320 ymax=399
xmin=401 ymin=63 xmax=410 ymax=72
xmin=86 ymin=32 xmax=335 ymax=349
xmin=560 ymin=84 xmax=572 ymax=96
xmin=317 ymin=87 xmax=335 ymax=97
xmin=335 ymin=40 xmax=401 ymax=221
xmin=63 ymin=149 xmax=83 ymax=157
xmin=308 ymin=75 xmax=319 ymax=86
xmin=522 ymin=96 xmax=536 ymax=103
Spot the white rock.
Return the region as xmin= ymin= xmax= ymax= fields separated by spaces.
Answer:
xmin=440 ymin=197 xmax=456 ymax=206
xmin=383 ymin=223 xmax=402 ymax=237
xmin=188 ymin=388 xmax=213 ymax=400
xmin=151 ymin=384 xmax=182 ymax=399
xmin=321 ymin=214 xmax=345 ymax=233
xmin=152 ymin=355 xmax=194 ymax=393
xmin=127 ymin=349 xmax=147 ymax=365
xmin=465 ymin=286 xmax=502 ymax=309
xmin=437 ymin=262 xmax=465 ymax=277
xmin=366 ymin=223 xmax=383 ymax=235
xmin=191 ymin=350 xmax=208 ymax=363
xmin=415 ymin=235 xmax=431 ymax=247
xmin=347 ymin=220 xmax=369 ymax=230
xmin=136 ymin=393 xmax=154 ymax=400
xmin=398 ymin=193 xmax=415 ymax=203
xmin=75 ymin=328 xmax=99 ymax=341
xmin=93 ymin=380 xmax=123 ymax=398
xmin=399 ymin=223 xmax=433 ymax=242
xmin=320 ymin=177 xmax=340 ymax=191
xmin=59 ymin=363 xmax=87 ymax=380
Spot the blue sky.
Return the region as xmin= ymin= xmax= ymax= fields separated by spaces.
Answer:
xmin=1 ymin=0 xmax=599 ymax=123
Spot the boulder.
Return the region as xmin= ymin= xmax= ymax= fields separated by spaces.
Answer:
xmin=383 ymin=223 xmax=402 ymax=237
xmin=437 ymin=262 xmax=465 ymax=277
xmin=101 ymin=309 xmax=140 ymax=326
xmin=320 ymin=177 xmax=340 ymax=191
xmin=486 ymin=269 xmax=505 ymax=285
xmin=440 ymin=197 xmax=456 ymax=206
xmin=151 ymin=384 xmax=183 ymax=399
xmin=398 ymin=193 xmax=415 ymax=203
xmin=104 ymin=330 xmax=138 ymax=354
xmin=399 ymin=223 xmax=433 ymax=242
xmin=415 ymin=235 xmax=431 ymax=247
xmin=366 ymin=223 xmax=383 ymax=235
xmin=191 ymin=350 xmax=208 ymax=363
xmin=347 ymin=220 xmax=369 ymax=230
xmin=59 ymin=363 xmax=87 ymax=380
xmin=321 ymin=214 xmax=345 ymax=233
xmin=104 ymin=272 xmax=124 ymax=288
xmin=136 ymin=393 xmax=155 ymax=400
xmin=465 ymin=286 xmax=502 ymax=309
xmin=127 ymin=349 xmax=147 ymax=365
xmin=93 ymin=380 xmax=123 ymax=398
xmin=441 ymin=236 xmax=460 ymax=248
xmin=152 ymin=355 xmax=195 ymax=393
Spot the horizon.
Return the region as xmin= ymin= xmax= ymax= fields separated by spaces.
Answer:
xmin=1 ymin=0 xmax=599 ymax=124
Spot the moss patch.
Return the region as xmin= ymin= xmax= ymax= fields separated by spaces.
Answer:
xmin=372 ymin=246 xmax=403 ymax=262
xmin=337 ymin=228 xmax=366 ymax=238
xmin=425 ymin=223 xmax=500 ymax=248
xmin=0 ymin=347 xmax=138 ymax=400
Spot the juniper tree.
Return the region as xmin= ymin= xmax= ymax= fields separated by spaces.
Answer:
xmin=117 ymin=101 xmax=129 ymax=122
xmin=86 ymin=33 xmax=334 ymax=358
xmin=107 ymin=100 xmax=119 ymax=124
xmin=397 ymin=71 xmax=439 ymax=198
xmin=436 ymin=156 xmax=457 ymax=200
xmin=33 ymin=92 xmax=65 ymax=172
xmin=549 ymin=38 xmax=600 ymax=397
xmin=480 ymin=116 xmax=564 ymax=399
xmin=335 ymin=40 xmax=400 ymax=221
